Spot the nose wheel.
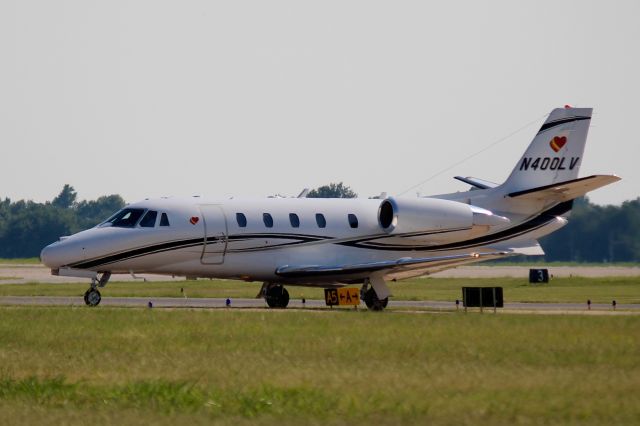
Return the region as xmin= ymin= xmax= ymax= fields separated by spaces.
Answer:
xmin=83 ymin=272 xmax=110 ymax=307
xmin=84 ymin=288 xmax=101 ymax=306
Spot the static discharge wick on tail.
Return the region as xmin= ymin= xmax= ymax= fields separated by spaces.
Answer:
xmin=41 ymin=106 xmax=620 ymax=310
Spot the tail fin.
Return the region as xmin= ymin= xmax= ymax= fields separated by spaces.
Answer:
xmin=502 ymin=106 xmax=592 ymax=193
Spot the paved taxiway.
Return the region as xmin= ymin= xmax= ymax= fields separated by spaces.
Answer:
xmin=1 ymin=296 xmax=638 ymax=314
xmin=1 ymin=264 xmax=640 ymax=286
xmin=2 ymin=263 xmax=638 ymax=313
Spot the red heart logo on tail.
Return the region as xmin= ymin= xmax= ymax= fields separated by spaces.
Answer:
xmin=189 ymin=216 xmax=199 ymax=225
xmin=549 ymin=136 xmax=567 ymax=152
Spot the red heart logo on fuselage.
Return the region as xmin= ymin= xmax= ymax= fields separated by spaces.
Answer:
xmin=189 ymin=216 xmax=199 ymax=225
xmin=550 ymin=136 xmax=567 ymax=152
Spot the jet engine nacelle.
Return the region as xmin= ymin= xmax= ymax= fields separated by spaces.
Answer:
xmin=378 ymin=197 xmax=510 ymax=244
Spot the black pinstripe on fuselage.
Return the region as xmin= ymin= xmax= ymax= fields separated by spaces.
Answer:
xmin=66 ymin=201 xmax=571 ymax=270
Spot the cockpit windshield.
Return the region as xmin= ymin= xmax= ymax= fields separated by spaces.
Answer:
xmin=101 ymin=208 xmax=145 ymax=228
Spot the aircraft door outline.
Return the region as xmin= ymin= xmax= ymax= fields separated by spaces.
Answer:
xmin=199 ymin=204 xmax=228 ymax=265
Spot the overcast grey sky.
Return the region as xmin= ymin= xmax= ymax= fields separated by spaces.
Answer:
xmin=1 ymin=1 xmax=638 ymax=205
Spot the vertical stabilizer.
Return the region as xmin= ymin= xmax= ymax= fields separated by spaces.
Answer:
xmin=502 ymin=107 xmax=592 ymax=192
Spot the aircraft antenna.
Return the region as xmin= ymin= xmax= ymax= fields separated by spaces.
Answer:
xmin=397 ymin=112 xmax=549 ymax=196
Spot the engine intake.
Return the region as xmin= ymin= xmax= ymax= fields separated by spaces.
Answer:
xmin=379 ymin=199 xmax=395 ymax=229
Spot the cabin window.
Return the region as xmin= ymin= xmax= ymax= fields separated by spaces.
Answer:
xmin=263 ymin=213 xmax=274 ymax=228
xmin=315 ymin=213 xmax=326 ymax=228
xmin=236 ymin=213 xmax=247 ymax=228
xmin=348 ymin=213 xmax=358 ymax=229
xmin=289 ymin=213 xmax=300 ymax=228
xmin=139 ymin=210 xmax=158 ymax=228
xmin=160 ymin=212 xmax=170 ymax=227
xmin=106 ymin=208 xmax=145 ymax=228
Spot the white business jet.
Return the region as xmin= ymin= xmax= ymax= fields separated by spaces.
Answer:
xmin=41 ymin=106 xmax=620 ymax=309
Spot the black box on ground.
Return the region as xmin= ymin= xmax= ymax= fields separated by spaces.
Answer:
xmin=529 ymin=268 xmax=550 ymax=283
xmin=462 ymin=287 xmax=504 ymax=308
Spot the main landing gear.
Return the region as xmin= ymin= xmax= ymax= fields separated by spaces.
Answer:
xmin=84 ymin=272 xmax=111 ymax=307
xmin=256 ymin=278 xmax=390 ymax=311
xmin=258 ymin=283 xmax=290 ymax=308
xmin=362 ymin=288 xmax=389 ymax=311
xmin=361 ymin=277 xmax=390 ymax=311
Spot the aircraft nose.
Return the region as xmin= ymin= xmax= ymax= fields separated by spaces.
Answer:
xmin=40 ymin=239 xmax=75 ymax=269
xmin=40 ymin=243 xmax=59 ymax=268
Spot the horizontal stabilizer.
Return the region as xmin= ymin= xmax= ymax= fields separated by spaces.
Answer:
xmin=490 ymin=240 xmax=545 ymax=256
xmin=454 ymin=176 xmax=499 ymax=190
xmin=507 ymin=175 xmax=620 ymax=201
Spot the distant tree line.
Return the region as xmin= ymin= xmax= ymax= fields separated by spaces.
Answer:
xmin=0 ymin=185 xmax=125 ymax=258
xmin=539 ymin=197 xmax=640 ymax=262
xmin=310 ymin=183 xmax=639 ymax=262
xmin=0 ymin=183 xmax=638 ymax=262
xmin=307 ymin=182 xmax=357 ymax=198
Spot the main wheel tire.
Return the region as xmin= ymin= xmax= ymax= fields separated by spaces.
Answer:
xmin=265 ymin=286 xmax=289 ymax=308
xmin=279 ymin=287 xmax=290 ymax=308
xmin=84 ymin=288 xmax=101 ymax=307
xmin=363 ymin=288 xmax=388 ymax=311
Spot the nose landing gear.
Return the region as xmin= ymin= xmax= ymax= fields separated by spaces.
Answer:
xmin=84 ymin=272 xmax=111 ymax=307
xmin=84 ymin=288 xmax=101 ymax=306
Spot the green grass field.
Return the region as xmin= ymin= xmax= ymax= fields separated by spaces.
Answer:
xmin=1 ymin=276 xmax=639 ymax=304
xmin=483 ymin=260 xmax=640 ymax=267
xmin=0 ymin=258 xmax=41 ymax=265
xmin=0 ymin=307 xmax=638 ymax=425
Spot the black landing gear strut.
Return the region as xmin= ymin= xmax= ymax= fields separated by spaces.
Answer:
xmin=361 ymin=278 xmax=389 ymax=311
xmin=84 ymin=272 xmax=111 ymax=307
xmin=258 ymin=283 xmax=290 ymax=308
